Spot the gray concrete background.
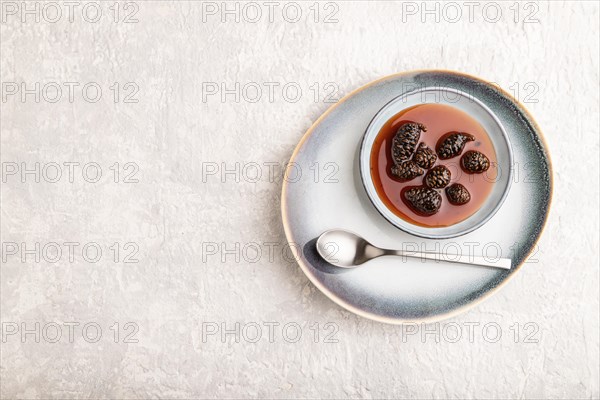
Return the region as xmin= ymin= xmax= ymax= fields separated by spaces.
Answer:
xmin=1 ymin=1 xmax=598 ymax=398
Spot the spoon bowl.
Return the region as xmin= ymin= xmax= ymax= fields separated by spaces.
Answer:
xmin=316 ymin=230 xmax=382 ymax=268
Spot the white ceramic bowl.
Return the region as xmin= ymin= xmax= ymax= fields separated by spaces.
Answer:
xmin=359 ymin=87 xmax=513 ymax=239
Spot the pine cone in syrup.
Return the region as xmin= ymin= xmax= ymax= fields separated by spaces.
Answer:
xmin=391 ymin=122 xmax=427 ymax=164
xmin=402 ymin=186 xmax=442 ymax=216
xmin=436 ymin=132 xmax=475 ymax=159
xmin=445 ymin=183 xmax=471 ymax=205
xmin=424 ymin=165 xmax=451 ymax=189
xmin=391 ymin=160 xmax=424 ymax=181
xmin=413 ymin=143 xmax=437 ymax=169
xmin=461 ymin=150 xmax=490 ymax=173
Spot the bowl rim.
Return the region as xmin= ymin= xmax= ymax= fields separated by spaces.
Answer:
xmin=359 ymin=86 xmax=514 ymax=239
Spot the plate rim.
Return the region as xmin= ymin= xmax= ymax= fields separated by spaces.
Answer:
xmin=281 ymin=69 xmax=554 ymax=324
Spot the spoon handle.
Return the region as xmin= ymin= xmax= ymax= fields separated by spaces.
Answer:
xmin=385 ymin=249 xmax=512 ymax=270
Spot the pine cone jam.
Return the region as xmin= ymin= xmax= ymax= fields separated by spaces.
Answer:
xmin=369 ymin=103 xmax=497 ymax=227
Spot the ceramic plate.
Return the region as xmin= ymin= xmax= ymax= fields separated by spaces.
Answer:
xmin=281 ymin=70 xmax=552 ymax=324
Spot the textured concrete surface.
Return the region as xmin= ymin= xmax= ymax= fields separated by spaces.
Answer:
xmin=0 ymin=1 xmax=598 ymax=399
